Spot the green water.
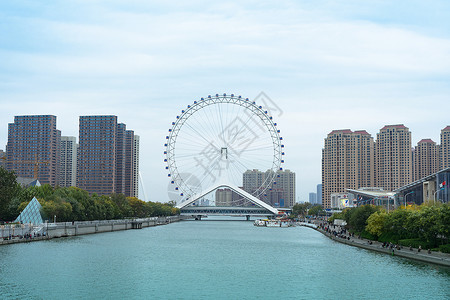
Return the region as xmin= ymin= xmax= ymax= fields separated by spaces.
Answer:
xmin=0 ymin=219 xmax=449 ymax=299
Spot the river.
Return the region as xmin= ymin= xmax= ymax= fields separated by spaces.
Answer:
xmin=0 ymin=218 xmax=449 ymax=299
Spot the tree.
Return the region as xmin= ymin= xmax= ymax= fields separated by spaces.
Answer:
xmin=366 ymin=211 xmax=387 ymax=237
xmin=384 ymin=208 xmax=412 ymax=239
xmin=417 ymin=205 xmax=441 ymax=246
xmin=292 ymin=203 xmax=312 ymax=217
xmin=308 ymin=205 xmax=324 ymax=216
xmin=0 ymin=167 xmax=22 ymax=221
xmin=348 ymin=205 xmax=379 ymax=233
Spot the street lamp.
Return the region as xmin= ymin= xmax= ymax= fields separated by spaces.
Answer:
xmin=404 ymin=191 xmax=414 ymax=209
xmin=433 ymin=189 xmax=442 ymax=204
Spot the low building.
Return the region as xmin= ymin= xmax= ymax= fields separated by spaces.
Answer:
xmin=346 ymin=188 xmax=395 ymax=209
xmin=330 ymin=192 xmax=355 ymax=209
xmin=394 ymin=167 xmax=450 ymax=206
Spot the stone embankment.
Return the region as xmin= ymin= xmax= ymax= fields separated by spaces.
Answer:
xmin=1 ymin=215 xmax=187 ymax=246
xmin=298 ymin=222 xmax=450 ymax=267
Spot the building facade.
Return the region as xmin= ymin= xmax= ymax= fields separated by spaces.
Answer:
xmin=77 ymin=116 xmax=139 ymax=197
xmin=440 ymin=126 xmax=450 ymax=170
xmin=309 ymin=192 xmax=317 ymax=204
xmin=6 ymin=115 xmax=61 ymax=186
xmin=133 ymin=135 xmax=140 ymax=199
xmin=322 ymin=129 xmax=375 ymax=209
xmin=0 ymin=150 xmax=6 ymax=169
xmin=316 ymin=184 xmax=322 ymax=205
xmin=376 ymin=124 xmax=412 ymax=191
xmin=413 ymin=139 xmax=438 ymax=181
xmin=77 ymin=116 xmax=117 ymax=195
xmin=243 ymin=169 xmax=296 ymax=208
xmin=59 ymin=136 xmax=77 ymax=187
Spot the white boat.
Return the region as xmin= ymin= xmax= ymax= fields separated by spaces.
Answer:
xmin=254 ymin=219 xmax=294 ymax=227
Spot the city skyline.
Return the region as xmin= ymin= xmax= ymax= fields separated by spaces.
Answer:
xmin=1 ymin=1 xmax=449 ymax=202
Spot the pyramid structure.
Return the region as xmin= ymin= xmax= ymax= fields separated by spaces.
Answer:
xmin=14 ymin=197 xmax=44 ymax=224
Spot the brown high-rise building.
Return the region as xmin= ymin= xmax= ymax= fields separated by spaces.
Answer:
xmin=6 ymin=115 xmax=61 ymax=186
xmin=77 ymin=116 xmax=138 ymax=197
xmin=322 ymin=129 xmax=374 ymax=208
xmin=375 ymin=124 xmax=412 ymax=192
xmin=440 ymin=126 xmax=450 ymax=170
xmin=413 ymin=139 xmax=438 ymax=181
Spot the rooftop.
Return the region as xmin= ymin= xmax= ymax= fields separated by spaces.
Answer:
xmin=418 ymin=139 xmax=435 ymax=144
xmin=381 ymin=124 xmax=408 ymax=130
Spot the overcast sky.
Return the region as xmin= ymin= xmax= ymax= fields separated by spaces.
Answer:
xmin=1 ymin=0 xmax=449 ymax=203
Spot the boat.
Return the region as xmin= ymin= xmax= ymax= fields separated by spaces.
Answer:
xmin=253 ymin=219 xmax=294 ymax=227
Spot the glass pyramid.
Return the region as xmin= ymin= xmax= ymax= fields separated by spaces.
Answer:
xmin=14 ymin=197 xmax=44 ymax=225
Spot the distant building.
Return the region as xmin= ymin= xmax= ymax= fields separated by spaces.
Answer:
xmin=376 ymin=124 xmax=412 ymax=191
xmin=243 ymin=169 xmax=266 ymax=196
xmin=215 ymin=188 xmax=242 ymax=206
xmin=309 ymin=192 xmax=317 ymax=204
xmin=77 ymin=116 xmax=138 ymax=197
xmin=6 ymin=115 xmax=61 ymax=186
xmin=316 ymin=184 xmax=322 ymax=205
xmin=60 ymin=136 xmax=77 ymax=187
xmin=413 ymin=139 xmax=438 ymax=181
xmin=243 ymin=169 xmax=296 ymax=208
xmin=133 ymin=135 xmax=140 ymax=199
xmin=440 ymin=126 xmax=450 ymax=170
xmin=0 ymin=150 xmax=5 ymax=169
xmin=322 ymin=129 xmax=374 ymax=209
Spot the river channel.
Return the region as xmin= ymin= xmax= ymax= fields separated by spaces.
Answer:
xmin=0 ymin=218 xmax=449 ymax=299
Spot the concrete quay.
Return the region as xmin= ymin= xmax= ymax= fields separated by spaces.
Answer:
xmin=1 ymin=215 xmax=187 ymax=246
xmin=299 ymin=222 xmax=450 ymax=268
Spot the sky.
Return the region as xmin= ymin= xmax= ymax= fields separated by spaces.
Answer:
xmin=1 ymin=0 xmax=449 ymax=203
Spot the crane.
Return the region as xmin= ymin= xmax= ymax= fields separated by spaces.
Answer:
xmin=9 ymin=154 xmax=49 ymax=179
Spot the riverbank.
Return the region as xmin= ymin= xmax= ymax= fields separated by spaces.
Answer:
xmin=0 ymin=215 xmax=187 ymax=246
xmin=298 ymin=222 xmax=450 ymax=267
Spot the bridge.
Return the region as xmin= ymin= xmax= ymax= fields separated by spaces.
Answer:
xmin=180 ymin=206 xmax=278 ymax=220
xmin=177 ymin=182 xmax=279 ymax=219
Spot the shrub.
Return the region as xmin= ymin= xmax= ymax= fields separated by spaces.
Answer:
xmin=439 ymin=244 xmax=450 ymax=253
xmin=360 ymin=230 xmax=377 ymax=241
xmin=378 ymin=232 xmax=402 ymax=243
xmin=398 ymin=238 xmax=433 ymax=249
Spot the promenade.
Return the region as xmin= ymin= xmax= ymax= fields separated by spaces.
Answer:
xmin=299 ymin=222 xmax=450 ymax=267
xmin=0 ymin=215 xmax=186 ymax=246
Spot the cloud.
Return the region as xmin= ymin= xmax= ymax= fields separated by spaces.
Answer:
xmin=1 ymin=0 xmax=449 ymax=202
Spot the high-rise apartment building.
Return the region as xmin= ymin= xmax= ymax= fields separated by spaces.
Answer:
xmin=77 ymin=116 xmax=138 ymax=197
xmin=243 ymin=169 xmax=266 ymax=196
xmin=133 ymin=135 xmax=140 ymax=198
xmin=440 ymin=126 xmax=450 ymax=170
xmin=316 ymin=184 xmax=322 ymax=205
xmin=322 ymin=129 xmax=375 ymax=208
xmin=78 ymin=116 xmax=117 ymax=195
xmin=375 ymin=124 xmax=412 ymax=191
xmin=6 ymin=115 xmax=61 ymax=186
xmin=215 ymin=188 xmax=242 ymax=206
xmin=413 ymin=139 xmax=437 ymax=181
xmin=60 ymin=136 xmax=77 ymax=187
xmin=243 ymin=169 xmax=296 ymax=208
xmin=309 ymin=192 xmax=317 ymax=204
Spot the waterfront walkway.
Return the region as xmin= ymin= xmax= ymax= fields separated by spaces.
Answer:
xmin=299 ymin=222 xmax=450 ymax=267
xmin=1 ymin=215 xmax=186 ymax=246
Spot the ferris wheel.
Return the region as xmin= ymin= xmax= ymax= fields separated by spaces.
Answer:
xmin=164 ymin=93 xmax=284 ymax=207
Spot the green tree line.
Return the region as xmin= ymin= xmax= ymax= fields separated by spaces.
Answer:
xmin=0 ymin=167 xmax=179 ymax=222
xmin=328 ymin=203 xmax=450 ymax=252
